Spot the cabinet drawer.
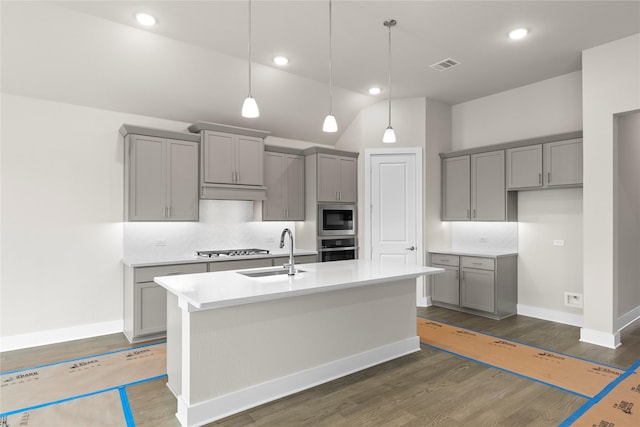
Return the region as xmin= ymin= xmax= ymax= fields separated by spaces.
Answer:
xmin=135 ymin=263 xmax=207 ymax=283
xmin=462 ymin=256 xmax=494 ymax=271
xmin=430 ymin=253 xmax=460 ymax=267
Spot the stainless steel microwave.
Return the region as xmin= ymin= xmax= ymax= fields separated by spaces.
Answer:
xmin=318 ymin=204 xmax=356 ymax=236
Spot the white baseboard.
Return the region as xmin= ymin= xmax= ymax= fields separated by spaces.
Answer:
xmin=516 ymin=304 xmax=583 ymax=327
xmin=0 ymin=320 xmax=123 ymax=352
xmin=176 ymin=336 xmax=420 ymax=427
xmin=617 ymin=305 xmax=640 ymax=331
xmin=580 ymin=327 xmax=621 ymax=349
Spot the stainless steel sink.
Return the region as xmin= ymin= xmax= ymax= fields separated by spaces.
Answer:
xmin=239 ymin=268 xmax=306 ymax=278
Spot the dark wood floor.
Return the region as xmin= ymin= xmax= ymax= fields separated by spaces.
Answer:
xmin=3 ymin=307 xmax=640 ymax=426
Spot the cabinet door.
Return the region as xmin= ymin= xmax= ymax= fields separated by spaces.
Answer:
xmin=432 ymin=266 xmax=460 ymax=306
xmin=129 ymin=135 xmax=166 ymax=220
xmin=285 ymin=154 xmax=305 ymax=220
xmin=235 ymin=135 xmax=264 ymax=186
xmin=263 ymin=152 xmax=286 ymax=220
xmin=318 ymin=154 xmax=339 ymax=202
xmin=167 ymin=140 xmax=199 ymax=221
xmin=135 ymin=282 xmax=167 ymax=337
xmin=471 ymin=150 xmax=505 ymax=221
xmin=442 ymin=156 xmax=470 ymax=221
xmin=544 ymin=139 xmax=583 ymax=187
xmin=461 ymin=268 xmax=495 ymax=313
xmin=506 ymin=145 xmax=542 ymax=189
xmin=203 ymin=131 xmax=234 ymax=184
xmin=338 ymin=156 xmax=357 ymax=202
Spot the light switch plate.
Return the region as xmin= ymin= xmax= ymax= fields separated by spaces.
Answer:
xmin=553 ymin=240 xmax=565 ymax=247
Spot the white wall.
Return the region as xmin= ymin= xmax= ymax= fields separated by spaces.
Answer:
xmin=335 ymin=97 xmax=451 ymax=261
xmin=616 ymin=111 xmax=640 ymax=325
xmin=582 ymin=34 xmax=640 ymax=347
xmin=0 ymin=94 xmax=302 ymax=350
xmin=451 ymin=71 xmax=584 ymax=324
xmin=452 ymin=71 xmax=583 ymax=149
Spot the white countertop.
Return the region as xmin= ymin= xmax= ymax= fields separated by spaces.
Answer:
xmin=429 ymin=249 xmax=518 ymax=258
xmin=123 ymin=250 xmax=318 ymax=267
xmin=155 ymin=259 xmax=444 ymax=311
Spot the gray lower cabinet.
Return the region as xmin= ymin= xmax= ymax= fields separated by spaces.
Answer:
xmin=429 ymin=252 xmax=517 ymax=320
xmin=124 ymin=255 xmax=318 ymax=342
xmin=124 ymin=133 xmax=199 ymax=221
xmin=506 ymin=138 xmax=582 ymax=190
xmin=263 ymin=150 xmax=305 ymax=221
xmin=124 ymin=262 xmax=207 ymax=343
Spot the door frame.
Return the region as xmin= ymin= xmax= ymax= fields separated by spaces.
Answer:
xmin=364 ymin=148 xmax=426 ymax=305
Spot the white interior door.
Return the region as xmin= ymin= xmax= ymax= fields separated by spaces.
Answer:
xmin=367 ymin=150 xmax=425 ymax=305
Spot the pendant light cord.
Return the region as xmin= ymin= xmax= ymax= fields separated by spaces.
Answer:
xmin=248 ymin=0 xmax=253 ymax=97
xmin=387 ymin=20 xmax=392 ymax=127
xmin=328 ymin=0 xmax=333 ymax=114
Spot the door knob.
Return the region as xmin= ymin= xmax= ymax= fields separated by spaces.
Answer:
xmin=406 ymin=246 xmax=416 ymax=251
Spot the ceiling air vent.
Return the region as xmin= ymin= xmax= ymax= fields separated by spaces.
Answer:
xmin=430 ymin=58 xmax=461 ymax=71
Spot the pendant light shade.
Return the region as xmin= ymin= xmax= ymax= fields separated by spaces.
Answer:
xmin=242 ymin=0 xmax=259 ymax=118
xmin=383 ymin=126 xmax=397 ymax=143
xmin=322 ymin=114 xmax=338 ymax=132
xmin=323 ymin=0 xmax=337 ymax=132
xmin=383 ymin=19 xmax=396 ymax=143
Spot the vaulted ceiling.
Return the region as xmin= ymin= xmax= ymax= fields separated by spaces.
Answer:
xmin=2 ymin=1 xmax=639 ymax=144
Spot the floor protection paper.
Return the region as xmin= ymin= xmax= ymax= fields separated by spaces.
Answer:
xmin=416 ymin=317 xmax=623 ymax=398
xmin=0 ymin=343 xmax=166 ymax=416
xmin=1 ymin=389 xmax=129 ymax=427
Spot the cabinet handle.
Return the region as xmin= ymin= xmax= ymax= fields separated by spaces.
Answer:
xmin=539 ymin=173 xmax=542 ymax=185
xmin=236 ymin=172 xmax=240 ymax=182
xmin=285 ymin=208 xmax=289 ymax=218
xmin=456 ymin=271 xmax=459 ymax=280
xmin=472 ymin=262 xmax=482 ymax=266
xmin=467 ymin=209 xmax=470 ymax=219
xmin=167 ymin=206 xmax=171 ymax=217
xmin=473 ymin=209 xmax=476 ymax=218
xmin=461 ymin=271 xmax=465 ymax=281
xmin=339 ymin=191 xmax=342 ymax=201
xmin=548 ymin=172 xmax=551 ymax=183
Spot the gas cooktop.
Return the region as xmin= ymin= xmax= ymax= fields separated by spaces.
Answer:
xmin=196 ymin=249 xmax=270 ymax=258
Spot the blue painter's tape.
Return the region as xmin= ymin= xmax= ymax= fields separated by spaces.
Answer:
xmin=420 ymin=341 xmax=592 ymax=400
xmin=0 ymin=374 xmax=167 ymax=418
xmin=558 ymin=358 xmax=640 ymax=426
xmin=119 ymin=387 xmax=136 ymax=427
xmin=417 ymin=315 xmax=623 ymax=371
xmin=1 ymin=341 xmax=167 ymax=376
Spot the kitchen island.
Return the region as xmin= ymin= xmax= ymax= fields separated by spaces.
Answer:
xmin=155 ymin=259 xmax=443 ymax=427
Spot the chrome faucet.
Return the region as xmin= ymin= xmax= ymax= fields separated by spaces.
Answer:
xmin=279 ymin=228 xmax=295 ymax=275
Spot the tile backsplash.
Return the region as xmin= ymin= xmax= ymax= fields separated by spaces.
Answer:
xmin=124 ymin=200 xmax=296 ymax=259
xmin=451 ymin=222 xmax=518 ymax=253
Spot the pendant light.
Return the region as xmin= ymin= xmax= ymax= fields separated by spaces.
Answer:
xmin=322 ymin=0 xmax=338 ymax=132
xmin=241 ymin=0 xmax=259 ymax=118
xmin=382 ymin=19 xmax=396 ymax=143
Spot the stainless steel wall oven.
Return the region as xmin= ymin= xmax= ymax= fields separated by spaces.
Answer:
xmin=318 ymin=237 xmax=357 ymax=262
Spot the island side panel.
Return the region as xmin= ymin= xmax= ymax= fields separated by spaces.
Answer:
xmin=166 ymin=293 xmax=182 ymax=397
xmin=183 ymin=278 xmax=417 ymax=409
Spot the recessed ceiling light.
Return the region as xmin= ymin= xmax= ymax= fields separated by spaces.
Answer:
xmin=509 ymin=28 xmax=528 ymax=40
xmin=273 ymin=56 xmax=289 ymax=66
xmin=368 ymin=87 xmax=381 ymax=95
xmin=135 ymin=12 xmax=157 ymax=27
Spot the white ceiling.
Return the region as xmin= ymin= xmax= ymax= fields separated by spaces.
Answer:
xmin=2 ymin=1 xmax=639 ymax=144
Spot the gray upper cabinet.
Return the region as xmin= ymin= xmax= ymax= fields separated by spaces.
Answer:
xmin=442 ymin=151 xmax=513 ymax=221
xmin=506 ymin=138 xmax=582 ymax=190
xmin=544 ymin=139 xmax=583 ymax=187
xmin=442 ymin=156 xmax=471 ymax=220
xmin=188 ymin=122 xmax=270 ymax=201
xmin=471 ymin=150 xmax=506 ymax=221
xmin=203 ymin=131 xmax=263 ymax=186
xmin=506 ymin=145 xmax=543 ymax=190
xmin=263 ymin=150 xmax=305 ymax=221
xmin=124 ymin=129 xmax=199 ymax=222
xmin=317 ymin=154 xmax=357 ymax=203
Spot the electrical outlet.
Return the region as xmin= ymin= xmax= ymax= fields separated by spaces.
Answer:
xmin=553 ymin=240 xmax=565 ymax=247
xmin=479 ymin=236 xmax=487 ymax=243
xmin=154 ymin=239 xmax=167 ymax=246
xmin=564 ymin=292 xmax=583 ymax=308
